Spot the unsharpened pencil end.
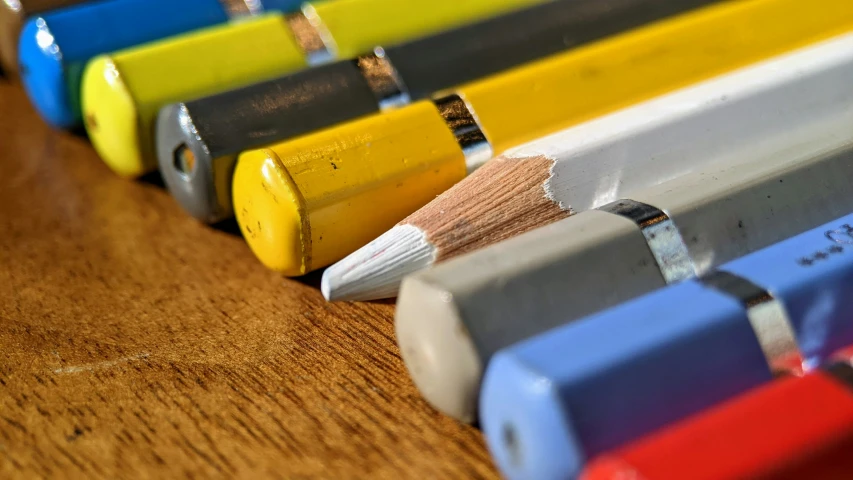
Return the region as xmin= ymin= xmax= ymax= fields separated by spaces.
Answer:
xmin=83 ymin=56 xmax=145 ymax=177
xmin=322 ymin=224 xmax=436 ymax=302
xmin=395 ymin=274 xmax=481 ymax=423
xmin=19 ymin=17 xmax=76 ymax=127
xmin=481 ymin=352 xmax=584 ymax=480
xmin=233 ymin=148 xmax=308 ymax=277
xmin=157 ymin=103 xmax=230 ymax=224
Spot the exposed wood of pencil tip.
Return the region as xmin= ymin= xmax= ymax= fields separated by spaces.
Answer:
xmin=403 ymin=155 xmax=570 ymax=261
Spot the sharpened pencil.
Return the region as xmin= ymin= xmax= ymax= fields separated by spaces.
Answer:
xmin=323 ymin=32 xmax=853 ymax=301
xmin=395 ymin=132 xmax=853 ymax=423
xmin=233 ymin=0 xmax=853 ymax=277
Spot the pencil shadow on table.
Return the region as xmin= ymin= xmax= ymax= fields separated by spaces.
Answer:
xmin=137 ymin=169 xmax=166 ymax=189
xmin=210 ymin=217 xmax=243 ymax=237
xmin=293 ymin=269 xmax=324 ymax=290
xmin=203 ymin=219 xmax=400 ymax=304
xmin=288 ymin=269 xmax=397 ymax=306
xmin=67 ymin=125 xmax=90 ymax=140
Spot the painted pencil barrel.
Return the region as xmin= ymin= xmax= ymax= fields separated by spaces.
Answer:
xmin=0 ymin=0 xmax=84 ymax=77
xmin=465 ymin=0 xmax=853 ymax=152
xmin=87 ymin=0 xmax=540 ymax=179
xmin=582 ymin=362 xmax=853 ymax=480
xmin=232 ymin=102 xmax=467 ymax=276
xmin=481 ymin=211 xmax=853 ymax=479
xmin=387 ymin=0 xmax=721 ymax=103
xmin=396 ymin=135 xmax=853 ymax=422
xmin=323 ymin=30 xmax=853 ymax=303
xmin=82 ymin=14 xmax=308 ymax=179
xmin=302 ymin=0 xmax=541 ymax=62
xmin=481 ymin=284 xmax=772 ymax=480
xmin=157 ymin=60 xmax=379 ymax=223
xmin=158 ymin=0 xmax=720 ymax=224
xmin=233 ymin=0 xmax=853 ymax=278
xmin=18 ymin=0 xmax=301 ymax=129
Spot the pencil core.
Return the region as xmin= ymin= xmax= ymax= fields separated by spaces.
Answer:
xmin=173 ymin=144 xmax=196 ymax=179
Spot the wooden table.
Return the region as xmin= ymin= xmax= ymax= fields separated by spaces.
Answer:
xmin=0 ymin=79 xmax=497 ymax=479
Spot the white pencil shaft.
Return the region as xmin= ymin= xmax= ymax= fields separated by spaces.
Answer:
xmin=505 ymin=32 xmax=853 ymax=211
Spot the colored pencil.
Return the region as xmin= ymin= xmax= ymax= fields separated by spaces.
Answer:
xmin=156 ymin=0 xmax=721 ymax=224
xmin=82 ymin=0 xmax=539 ymax=178
xmin=0 ymin=0 xmax=84 ymax=77
xmin=232 ymin=0 xmax=853 ymax=277
xmin=395 ymin=135 xmax=853 ymax=423
xmin=18 ymin=0 xmax=303 ymax=128
xmin=479 ymin=211 xmax=853 ymax=479
xmin=581 ymin=359 xmax=853 ymax=480
xmin=323 ymin=32 xmax=853 ymax=301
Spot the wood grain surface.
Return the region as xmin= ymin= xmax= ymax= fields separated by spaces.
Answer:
xmin=0 ymin=80 xmax=498 ymax=479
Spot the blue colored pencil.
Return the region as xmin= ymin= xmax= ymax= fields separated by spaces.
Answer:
xmin=480 ymin=211 xmax=853 ymax=480
xmin=18 ymin=0 xmax=301 ymax=128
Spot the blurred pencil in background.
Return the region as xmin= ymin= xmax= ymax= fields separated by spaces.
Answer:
xmin=18 ymin=0 xmax=304 ymax=128
xmin=0 ymin=0 xmax=83 ymax=77
xmin=479 ymin=209 xmax=853 ymax=479
xmin=82 ymin=0 xmax=540 ymax=178
xmin=156 ymin=0 xmax=721 ymax=224
xmin=232 ymin=0 xmax=853 ymax=278
xmin=324 ymin=32 xmax=853 ymax=301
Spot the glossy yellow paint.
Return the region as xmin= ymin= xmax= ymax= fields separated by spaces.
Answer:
xmin=83 ymin=14 xmax=307 ymax=178
xmin=233 ymin=148 xmax=308 ymax=276
xmin=305 ymin=0 xmax=543 ymax=60
xmin=234 ymin=102 xmax=465 ymax=275
xmin=234 ymin=0 xmax=853 ymax=276
xmin=82 ymin=57 xmax=140 ymax=177
xmin=464 ymin=0 xmax=853 ymax=153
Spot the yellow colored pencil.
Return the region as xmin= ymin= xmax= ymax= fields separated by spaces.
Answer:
xmin=82 ymin=0 xmax=541 ymax=178
xmin=232 ymin=0 xmax=853 ymax=277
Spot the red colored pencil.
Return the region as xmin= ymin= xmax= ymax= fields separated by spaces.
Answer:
xmin=582 ymin=362 xmax=853 ymax=480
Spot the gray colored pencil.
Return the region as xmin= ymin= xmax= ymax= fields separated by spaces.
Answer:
xmin=396 ymin=131 xmax=853 ymax=423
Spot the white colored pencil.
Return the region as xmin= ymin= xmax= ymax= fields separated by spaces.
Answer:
xmin=321 ymin=32 xmax=853 ymax=301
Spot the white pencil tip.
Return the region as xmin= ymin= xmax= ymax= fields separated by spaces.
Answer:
xmin=322 ymin=224 xmax=437 ymax=302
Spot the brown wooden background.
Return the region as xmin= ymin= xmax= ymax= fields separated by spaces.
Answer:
xmin=0 ymin=78 xmax=498 ymax=478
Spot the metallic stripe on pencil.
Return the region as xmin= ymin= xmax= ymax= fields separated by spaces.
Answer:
xmin=434 ymin=93 xmax=492 ymax=172
xmin=700 ymin=270 xmax=804 ymax=376
xmin=599 ymin=199 xmax=696 ymax=283
xmin=355 ymin=47 xmax=411 ymax=110
xmin=286 ymin=11 xmax=334 ymax=65
xmin=218 ymin=0 xmax=265 ymax=17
